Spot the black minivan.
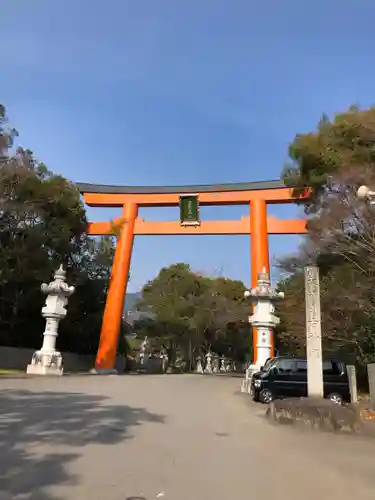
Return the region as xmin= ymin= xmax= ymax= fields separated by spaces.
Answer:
xmin=251 ymin=356 xmax=351 ymax=405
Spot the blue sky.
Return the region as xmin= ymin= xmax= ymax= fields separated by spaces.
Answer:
xmin=1 ymin=0 xmax=375 ymax=292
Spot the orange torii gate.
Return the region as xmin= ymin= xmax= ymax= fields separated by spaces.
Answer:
xmin=77 ymin=180 xmax=308 ymax=372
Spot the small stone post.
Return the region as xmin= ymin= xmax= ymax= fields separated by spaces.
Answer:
xmin=347 ymin=365 xmax=358 ymax=404
xmin=27 ymin=265 xmax=75 ymax=376
xmin=160 ymin=351 xmax=168 ymax=373
xmin=241 ymin=268 xmax=284 ymax=393
xmin=367 ymin=363 xmax=375 ymax=410
xmin=213 ymin=355 xmax=219 ymax=374
xmin=305 ymin=266 xmax=324 ymax=398
xmin=139 ymin=336 xmax=148 ymax=366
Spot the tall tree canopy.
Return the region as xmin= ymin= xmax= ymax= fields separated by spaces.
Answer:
xmin=277 ymin=106 xmax=375 ymax=367
xmin=0 ymin=104 xmax=114 ymax=353
xmin=135 ymin=263 xmax=251 ymax=367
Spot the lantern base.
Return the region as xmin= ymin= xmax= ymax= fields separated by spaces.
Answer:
xmin=89 ymin=368 xmax=118 ymax=375
xmin=240 ymin=363 xmax=261 ymax=394
xmin=26 ymin=364 xmax=63 ymax=376
xmin=26 ymin=349 xmax=63 ymax=376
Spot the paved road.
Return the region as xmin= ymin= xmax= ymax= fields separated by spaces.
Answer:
xmin=1 ymin=374 xmax=375 ymax=500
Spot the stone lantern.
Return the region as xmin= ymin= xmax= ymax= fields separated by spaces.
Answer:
xmin=204 ymin=350 xmax=213 ymax=374
xmin=139 ymin=336 xmax=149 ymax=366
xmin=241 ymin=267 xmax=284 ymax=393
xmin=195 ymin=356 xmax=204 ymax=374
xmin=27 ymin=265 xmax=75 ymax=376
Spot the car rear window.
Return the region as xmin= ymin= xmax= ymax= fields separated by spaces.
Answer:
xmin=296 ymin=360 xmax=307 ymax=372
xmin=323 ymin=360 xmax=342 ymax=375
xmin=276 ymin=359 xmax=295 ymax=373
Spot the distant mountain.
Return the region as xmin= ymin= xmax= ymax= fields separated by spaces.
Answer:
xmin=123 ymin=292 xmax=142 ymax=314
xmin=123 ymin=292 xmax=154 ymax=326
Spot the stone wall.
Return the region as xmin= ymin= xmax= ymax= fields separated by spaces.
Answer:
xmin=0 ymin=346 xmax=126 ymax=373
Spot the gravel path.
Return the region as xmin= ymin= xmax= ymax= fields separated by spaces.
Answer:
xmin=1 ymin=374 xmax=375 ymax=500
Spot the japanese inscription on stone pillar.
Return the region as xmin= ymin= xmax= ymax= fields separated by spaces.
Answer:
xmin=304 ymin=266 xmax=324 ymax=398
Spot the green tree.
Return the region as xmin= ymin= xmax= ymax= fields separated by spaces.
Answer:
xmin=0 ymin=104 xmax=114 ymax=354
xmin=277 ymin=105 xmax=375 ymax=367
xmin=136 ymin=263 xmax=251 ymax=368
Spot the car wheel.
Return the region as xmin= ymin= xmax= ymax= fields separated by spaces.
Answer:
xmin=259 ymin=388 xmax=273 ymax=404
xmin=252 ymin=391 xmax=260 ymax=402
xmin=327 ymin=393 xmax=343 ymax=405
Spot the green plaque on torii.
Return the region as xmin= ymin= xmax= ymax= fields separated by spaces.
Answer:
xmin=179 ymin=195 xmax=200 ymax=226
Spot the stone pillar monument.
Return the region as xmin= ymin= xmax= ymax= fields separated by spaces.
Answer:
xmin=305 ymin=266 xmax=324 ymax=398
xmin=27 ymin=265 xmax=75 ymax=376
xmin=241 ymin=268 xmax=284 ymax=393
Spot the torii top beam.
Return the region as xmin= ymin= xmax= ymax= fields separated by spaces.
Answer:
xmin=76 ymin=180 xmax=308 ymax=208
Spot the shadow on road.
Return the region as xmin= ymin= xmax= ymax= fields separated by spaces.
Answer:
xmin=0 ymin=389 xmax=166 ymax=500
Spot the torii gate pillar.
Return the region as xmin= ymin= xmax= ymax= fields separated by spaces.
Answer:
xmin=250 ymin=198 xmax=270 ymax=364
xmin=94 ymin=202 xmax=138 ymax=372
